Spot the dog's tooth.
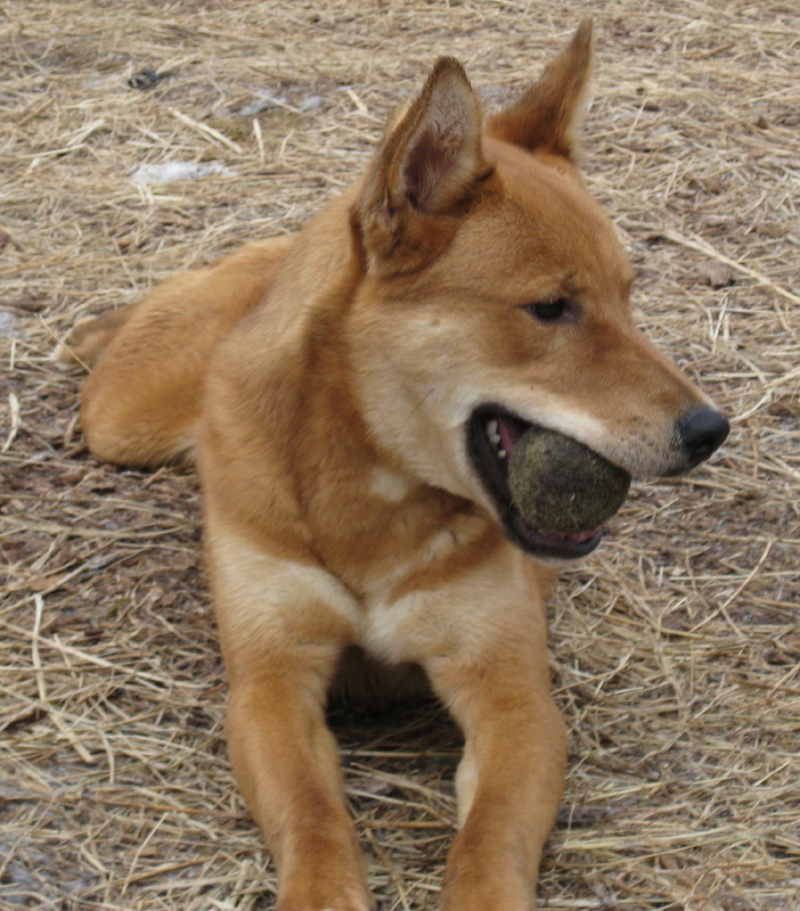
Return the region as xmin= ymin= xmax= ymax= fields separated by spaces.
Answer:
xmin=498 ymin=449 xmax=507 ymax=460
xmin=489 ymin=432 xmax=501 ymax=445
xmin=487 ymin=419 xmax=498 ymax=436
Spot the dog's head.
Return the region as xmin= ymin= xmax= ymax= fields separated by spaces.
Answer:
xmin=348 ymin=21 xmax=729 ymax=560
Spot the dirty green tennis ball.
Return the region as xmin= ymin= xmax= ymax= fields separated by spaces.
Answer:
xmin=508 ymin=427 xmax=631 ymax=534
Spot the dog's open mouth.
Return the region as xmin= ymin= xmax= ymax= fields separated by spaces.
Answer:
xmin=466 ymin=406 xmax=607 ymax=559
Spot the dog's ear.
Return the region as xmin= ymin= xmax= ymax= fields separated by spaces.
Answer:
xmin=356 ymin=57 xmax=490 ymax=272
xmin=485 ymin=19 xmax=593 ymax=162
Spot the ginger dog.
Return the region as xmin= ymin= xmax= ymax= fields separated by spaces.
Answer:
xmin=65 ymin=21 xmax=729 ymax=911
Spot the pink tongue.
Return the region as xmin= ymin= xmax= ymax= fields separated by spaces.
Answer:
xmin=531 ymin=526 xmax=600 ymax=547
xmin=497 ymin=415 xmax=522 ymax=457
xmin=565 ymin=528 xmax=598 ymax=544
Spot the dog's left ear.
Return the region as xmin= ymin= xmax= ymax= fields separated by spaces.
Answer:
xmin=486 ymin=19 xmax=594 ymax=163
xmin=356 ymin=57 xmax=490 ymax=272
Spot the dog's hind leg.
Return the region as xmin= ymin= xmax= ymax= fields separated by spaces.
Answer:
xmin=69 ymin=237 xmax=293 ymax=468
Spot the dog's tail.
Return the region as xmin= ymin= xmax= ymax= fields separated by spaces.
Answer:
xmin=54 ymin=306 xmax=133 ymax=370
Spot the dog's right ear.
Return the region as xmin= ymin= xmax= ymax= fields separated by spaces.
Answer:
xmin=356 ymin=57 xmax=491 ymax=274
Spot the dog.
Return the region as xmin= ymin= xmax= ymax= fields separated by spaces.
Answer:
xmin=63 ymin=21 xmax=729 ymax=911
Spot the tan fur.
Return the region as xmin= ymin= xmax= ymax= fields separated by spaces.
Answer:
xmin=79 ymin=237 xmax=293 ymax=466
xmin=70 ymin=22 xmax=727 ymax=910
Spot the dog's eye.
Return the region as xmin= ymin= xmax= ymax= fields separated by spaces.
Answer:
xmin=525 ymin=299 xmax=573 ymax=323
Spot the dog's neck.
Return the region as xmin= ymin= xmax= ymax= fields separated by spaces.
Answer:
xmin=283 ymin=229 xmax=500 ymax=599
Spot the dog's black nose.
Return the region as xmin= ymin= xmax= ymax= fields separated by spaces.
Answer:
xmin=677 ymin=406 xmax=730 ymax=466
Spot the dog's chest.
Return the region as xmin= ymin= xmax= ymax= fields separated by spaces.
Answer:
xmin=347 ymin=508 xmax=499 ymax=664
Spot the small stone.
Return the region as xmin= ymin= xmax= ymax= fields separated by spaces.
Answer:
xmin=698 ymin=260 xmax=735 ymax=288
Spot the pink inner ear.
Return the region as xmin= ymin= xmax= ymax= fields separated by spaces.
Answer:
xmin=403 ymin=122 xmax=462 ymax=211
xmin=357 ymin=56 xmax=485 ymax=261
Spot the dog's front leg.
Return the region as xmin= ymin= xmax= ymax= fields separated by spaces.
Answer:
xmin=226 ymin=670 xmax=370 ymax=911
xmin=426 ymin=619 xmax=566 ymax=910
xmin=207 ymin=527 xmax=370 ymax=911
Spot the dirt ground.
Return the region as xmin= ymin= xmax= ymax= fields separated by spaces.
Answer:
xmin=1 ymin=1 xmax=798 ymax=909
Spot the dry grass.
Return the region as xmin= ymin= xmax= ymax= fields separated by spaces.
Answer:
xmin=1 ymin=1 xmax=798 ymax=909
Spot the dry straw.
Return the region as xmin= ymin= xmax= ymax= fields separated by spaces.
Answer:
xmin=1 ymin=1 xmax=797 ymax=909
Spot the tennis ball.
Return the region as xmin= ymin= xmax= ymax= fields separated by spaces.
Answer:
xmin=508 ymin=427 xmax=630 ymax=534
